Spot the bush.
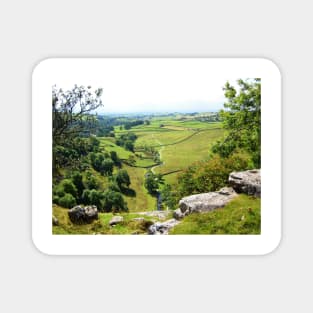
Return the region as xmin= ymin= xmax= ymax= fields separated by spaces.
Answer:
xmin=177 ymin=150 xmax=253 ymax=197
xmin=102 ymin=190 xmax=128 ymax=213
xmin=85 ymin=172 xmax=99 ymax=189
xmin=52 ymin=195 xmax=60 ymax=204
xmin=58 ymin=193 xmax=77 ymax=208
xmin=54 ymin=179 xmax=78 ymax=199
xmin=115 ymin=169 xmax=131 ymax=188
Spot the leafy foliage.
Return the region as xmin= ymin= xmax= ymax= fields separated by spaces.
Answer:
xmin=212 ymin=79 xmax=261 ymax=167
xmin=144 ymin=170 xmax=164 ymax=195
xmin=115 ymin=169 xmax=131 ymax=189
xmin=176 ymin=151 xmax=253 ymax=198
xmin=58 ymin=193 xmax=77 ymax=208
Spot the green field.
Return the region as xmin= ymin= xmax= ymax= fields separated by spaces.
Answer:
xmin=101 ymin=119 xmax=224 ymax=204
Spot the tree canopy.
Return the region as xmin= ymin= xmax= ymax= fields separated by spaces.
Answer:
xmin=212 ymin=78 xmax=261 ymax=167
xmin=52 ymin=85 xmax=103 ymax=144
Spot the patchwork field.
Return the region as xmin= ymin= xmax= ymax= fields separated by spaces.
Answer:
xmin=88 ymin=116 xmax=224 ymax=211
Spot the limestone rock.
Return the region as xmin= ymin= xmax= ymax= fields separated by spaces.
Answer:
xmin=148 ymin=219 xmax=180 ymax=235
xmin=178 ymin=187 xmax=238 ymax=215
xmin=109 ymin=215 xmax=124 ymax=226
xmin=229 ymin=169 xmax=261 ymax=197
xmin=68 ymin=205 xmax=98 ymax=224
xmin=173 ymin=208 xmax=185 ymax=220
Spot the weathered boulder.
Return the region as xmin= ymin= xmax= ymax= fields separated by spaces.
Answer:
xmin=109 ymin=215 xmax=124 ymax=226
xmin=68 ymin=205 xmax=98 ymax=224
xmin=178 ymin=187 xmax=238 ymax=215
xmin=173 ymin=208 xmax=185 ymax=220
xmin=148 ymin=219 xmax=180 ymax=235
xmin=52 ymin=215 xmax=59 ymax=226
xmin=138 ymin=210 xmax=171 ymax=220
xmin=229 ymin=169 xmax=261 ymax=197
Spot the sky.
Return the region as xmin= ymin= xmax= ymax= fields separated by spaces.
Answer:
xmin=54 ymin=59 xmax=240 ymax=114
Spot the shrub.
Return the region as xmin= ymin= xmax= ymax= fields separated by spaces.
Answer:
xmin=52 ymin=195 xmax=60 ymax=204
xmin=58 ymin=193 xmax=76 ymax=208
xmin=54 ymin=179 xmax=78 ymax=199
xmin=177 ymin=150 xmax=253 ymax=197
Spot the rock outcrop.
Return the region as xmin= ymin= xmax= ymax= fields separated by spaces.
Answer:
xmin=68 ymin=205 xmax=98 ymax=224
xmin=109 ymin=215 xmax=124 ymax=226
xmin=177 ymin=187 xmax=238 ymax=219
xmin=229 ymin=169 xmax=261 ymax=197
xmin=148 ymin=219 xmax=180 ymax=235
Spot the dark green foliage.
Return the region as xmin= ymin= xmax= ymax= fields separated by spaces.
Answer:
xmin=212 ymin=79 xmax=261 ymax=167
xmin=160 ymin=184 xmax=177 ymax=210
xmin=85 ymin=172 xmax=99 ymax=190
xmin=177 ymin=151 xmax=253 ymax=197
xmin=123 ymin=120 xmax=144 ymax=130
xmin=81 ymin=189 xmax=91 ymax=205
xmin=124 ymin=140 xmax=134 ymax=152
xmin=71 ymin=171 xmax=84 ymax=199
xmin=110 ymin=151 xmax=121 ymax=167
xmin=116 ymin=132 xmax=137 ymax=151
xmin=144 ymin=170 xmax=164 ymax=195
xmin=89 ymin=152 xmax=114 ymax=176
xmin=89 ymin=189 xmax=103 ymax=208
xmin=101 ymin=158 xmax=114 ymax=176
xmin=52 ymin=195 xmax=60 ymax=204
xmin=58 ymin=193 xmax=76 ymax=208
xmin=55 ymin=179 xmax=78 ymax=198
xmin=102 ymin=190 xmax=128 ymax=212
xmin=115 ymin=169 xmax=131 ymax=189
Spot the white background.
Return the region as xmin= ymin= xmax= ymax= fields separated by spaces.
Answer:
xmin=0 ymin=0 xmax=311 ymax=312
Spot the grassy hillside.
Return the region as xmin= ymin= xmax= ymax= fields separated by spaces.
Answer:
xmin=154 ymin=128 xmax=224 ymax=184
xmin=122 ymin=165 xmax=157 ymax=211
xmin=170 ymin=194 xmax=261 ymax=234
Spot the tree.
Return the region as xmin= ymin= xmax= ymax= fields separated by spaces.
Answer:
xmin=102 ymin=190 xmax=128 ymax=212
xmin=212 ymin=79 xmax=261 ymax=167
xmin=52 ymin=85 xmax=103 ymax=145
xmin=160 ymin=184 xmax=177 ymax=210
xmin=110 ymin=151 xmax=121 ymax=167
xmin=85 ymin=172 xmax=99 ymax=190
xmin=58 ymin=193 xmax=76 ymax=208
xmin=124 ymin=140 xmax=134 ymax=152
xmin=101 ymin=158 xmax=114 ymax=176
xmin=144 ymin=170 xmax=163 ymax=195
xmin=115 ymin=169 xmax=131 ymax=189
xmin=54 ymin=179 xmax=78 ymax=199
xmin=71 ymin=171 xmax=84 ymax=199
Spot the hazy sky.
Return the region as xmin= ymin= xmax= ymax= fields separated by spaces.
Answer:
xmin=55 ymin=59 xmax=239 ymax=113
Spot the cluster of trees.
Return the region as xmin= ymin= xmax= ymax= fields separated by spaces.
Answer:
xmin=90 ymin=152 xmax=114 ymax=176
xmin=144 ymin=170 xmax=164 ymax=195
xmin=95 ymin=116 xmax=115 ymax=137
xmin=123 ymin=119 xmax=145 ymax=130
xmin=53 ymin=168 xmax=131 ymax=212
xmin=116 ymin=132 xmax=137 ymax=152
xmin=52 ymin=85 xmax=132 ymax=213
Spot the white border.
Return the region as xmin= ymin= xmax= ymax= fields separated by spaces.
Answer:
xmin=32 ymin=58 xmax=281 ymax=255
